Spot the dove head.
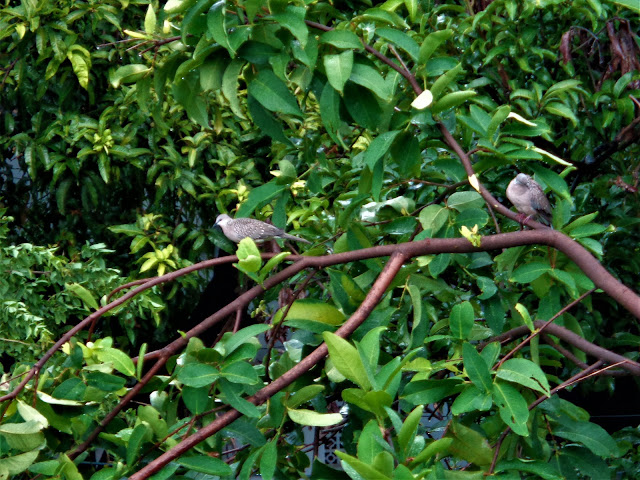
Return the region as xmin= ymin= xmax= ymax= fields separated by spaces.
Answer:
xmin=515 ymin=173 xmax=531 ymax=184
xmin=214 ymin=214 xmax=232 ymax=227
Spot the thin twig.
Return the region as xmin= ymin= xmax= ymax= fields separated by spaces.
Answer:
xmin=488 ymin=360 xmax=604 ymax=474
xmin=493 ymin=288 xmax=596 ymax=370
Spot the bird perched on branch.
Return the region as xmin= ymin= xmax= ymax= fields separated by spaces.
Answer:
xmin=506 ymin=173 xmax=552 ymax=225
xmin=214 ymin=214 xmax=312 ymax=244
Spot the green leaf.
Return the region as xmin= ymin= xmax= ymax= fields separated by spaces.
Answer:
xmin=495 ymin=459 xmax=562 ymax=480
xmin=207 ymin=1 xmax=234 ymax=55
xmin=361 ymin=330 xmax=389 ymax=376
xmin=404 ymin=0 xmax=418 ymax=21
xmin=28 ymin=460 xmax=59 ymax=476
xmin=67 ymin=46 xmax=91 ymax=90
xmin=447 ymin=191 xmax=484 ymax=211
xmin=419 ymin=205 xmax=449 ymax=236
xmin=320 ymin=82 xmax=344 ymax=146
xmin=357 ymin=420 xmax=385 ymax=463
xmin=110 ymin=64 xmax=151 ymax=88
xmin=336 ymin=451 xmax=392 ymax=480
xmin=320 ymin=30 xmax=362 ymax=49
xmin=0 ymin=450 xmax=39 ymax=476
xmin=220 ymin=324 xmax=271 ymax=355
xmin=428 ymin=253 xmax=450 ymax=278
xmin=94 ymin=347 xmax=135 ymax=377
xmin=550 ymin=268 xmax=577 ymax=297
xmin=462 ymin=342 xmax=492 ymax=393
xmin=342 ymin=388 xmax=392 ymax=417
xmin=431 ymin=90 xmax=477 ymax=114
xmin=343 ymin=82 xmax=383 ymax=129
xmin=568 ymin=223 xmax=608 ymax=239
xmin=397 ymin=405 xmax=423 ymax=459
xmin=447 ymin=421 xmax=493 ymax=466
xmin=376 ymin=28 xmax=419 ymax=61
xmin=144 ymin=4 xmax=157 ymax=35
xmin=529 ymin=167 xmax=571 ymax=202
xmin=221 ymin=361 xmax=259 ymax=384
xmin=126 ymin=423 xmax=151 ymax=466
xmin=449 ymin=301 xmax=474 ymax=340
xmin=563 ymin=212 xmax=598 ymax=233
xmin=496 ymin=358 xmax=551 ymax=396
xmin=236 ymin=237 xmax=262 ymax=272
xmin=235 ymin=182 xmax=286 ymax=217
xmin=222 ymin=59 xmax=247 ymax=119
xmin=514 ymin=303 xmax=535 ymax=331
xmin=401 ymin=379 xmax=462 ymax=405
xmin=487 ymin=105 xmax=511 ymax=139
xmin=177 ymin=362 xmax=220 ymax=388
xmin=430 ymin=63 xmax=463 ymax=99
xmin=328 ymin=268 xmax=366 ymax=314
xmin=286 ymin=385 xmax=325 ymax=408
xmin=552 ymin=418 xmax=620 ymax=457
xmin=609 ymin=0 xmax=640 ymax=13
xmin=177 ymin=456 xmax=233 ymax=476
xmin=248 ymin=70 xmax=302 ymax=117
xmin=16 ymin=401 xmax=48 ymax=429
xmin=273 ymin=6 xmax=308 ymax=47
xmin=218 ymin=379 xmax=261 ymax=417
xmin=371 ymin=451 xmax=394 ymax=478
xmin=409 ymin=438 xmax=454 ymax=466
xmin=544 ymin=102 xmax=578 ymax=126
xmin=182 ymin=386 xmax=210 ymax=414
xmin=259 ymin=251 xmax=291 ymax=279
xmin=451 ymin=384 xmax=492 ymax=414
xmin=287 ymin=408 xmax=343 ymax=426
xmin=85 ymin=371 xmax=126 ymax=392
xmin=419 ymin=29 xmax=454 ymax=63
xmin=248 ymin=95 xmax=292 ymax=145
xmin=0 ymin=423 xmax=45 ymax=452
xmin=65 ymin=283 xmax=99 ymax=310
xmin=510 ymin=261 xmax=551 ymax=283
xmin=259 ymin=440 xmax=277 ymax=480
xmin=323 ymin=50 xmax=353 ymax=93
xmin=493 ymin=381 xmax=530 ymax=436
xmin=542 ymin=79 xmax=582 ymax=101
xmin=322 ymin=332 xmax=372 ymax=390
xmin=181 ymin=0 xmax=211 ymax=45
xmin=349 ymin=62 xmax=392 ymax=101
xmin=283 ymin=300 xmax=346 ymax=326
xmin=364 ymin=130 xmax=401 ymax=169
xmin=614 ymin=71 xmax=637 ymax=98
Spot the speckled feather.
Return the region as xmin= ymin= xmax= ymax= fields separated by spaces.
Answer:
xmin=214 ymin=214 xmax=311 ymax=244
xmin=506 ymin=173 xmax=552 ymax=225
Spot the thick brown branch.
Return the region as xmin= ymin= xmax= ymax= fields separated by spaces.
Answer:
xmin=6 ymin=226 xmax=640 ymax=408
xmin=127 ymin=252 xmax=408 ymax=480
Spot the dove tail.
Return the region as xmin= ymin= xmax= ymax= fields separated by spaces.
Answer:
xmin=283 ymin=233 xmax=312 ymax=244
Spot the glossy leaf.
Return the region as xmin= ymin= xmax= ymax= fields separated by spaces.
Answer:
xmin=450 ymin=301 xmax=475 ymax=340
xmin=496 ymin=358 xmax=551 ymax=396
xmin=323 ymin=50 xmax=353 ymax=93
xmin=462 ymin=342 xmax=492 ymax=393
xmin=323 ymin=332 xmax=372 ymax=390
xmin=248 ymin=70 xmax=303 ymax=117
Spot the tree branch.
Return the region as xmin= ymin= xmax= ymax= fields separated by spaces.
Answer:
xmin=127 ymin=252 xmax=408 ymax=480
xmin=487 ymin=321 xmax=640 ymax=376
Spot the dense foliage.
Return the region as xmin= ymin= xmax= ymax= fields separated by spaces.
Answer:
xmin=2 ymin=0 xmax=640 ymax=478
